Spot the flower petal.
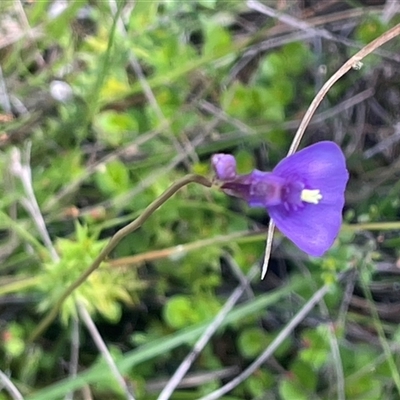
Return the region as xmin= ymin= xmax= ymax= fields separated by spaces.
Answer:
xmin=269 ymin=141 xmax=349 ymax=256
xmin=273 ymin=141 xmax=349 ymax=207
xmin=267 ymin=202 xmax=342 ymax=256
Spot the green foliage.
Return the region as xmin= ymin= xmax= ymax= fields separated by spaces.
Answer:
xmin=1 ymin=1 xmax=399 ymax=399
xmin=257 ymin=42 xmax=313 ymax=80
xmin=94 ymin=159 xmax=131 ymax=196
xmin=355 ymin=15 xmax=388 ymax=44
xmin=237 ymin=327 xmax=268 ymax=358
xmin=37 ymin=223 xmax=140 ymax=324
xmin=222 ymin=41 xmax=313 ymax=124
xmin=299 ymin=325 xmax=330 ymax=369
xmin=279 ymin=378 xmax=310 ymax=400
xmin=202 ymin=19 xmax=232 ymax=58
xmin=163 ymin=294 xmax=221 ymax=329
xmin=34 ymin=149 xmax=83 ymax=204
xmin=2 ymin=322 xmax=26 ymax=358
xmin=93 ymin=110 xmax=139 ymax=147
xmin=279 ymin=360 xmax=318 ymax=400
xmin=222 ymin=81 xmax=286 ymax=122
xmin=244 ymin=369 xmax=274 ymax=398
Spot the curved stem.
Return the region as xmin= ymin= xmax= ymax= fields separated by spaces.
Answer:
xmin=29 ymin=174 xmax=212 ymax=342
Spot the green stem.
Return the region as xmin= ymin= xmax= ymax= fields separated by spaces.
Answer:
xmin=345 ymin=221 xmax=400 ymax=231
xmin=29 ymin=174 xmax=212 ymax=342
xmin=0 ymin=211 xmax=48 ymax=255
xmin=85 ymin=0 xmax=123 ymax=122
xmin=0 ymin=277 xmax=39 ymax=296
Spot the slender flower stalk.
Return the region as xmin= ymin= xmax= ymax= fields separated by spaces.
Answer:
xmin=212 ymin=141 xmax=349 ymax=256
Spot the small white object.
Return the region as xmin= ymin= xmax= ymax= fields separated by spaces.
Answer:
xmin=50 ymin=80 xmax=73 ymax=103
xmin=301 ymin=189 xmax=323 ymax=204
xmin=48 ymin=0 xmax=68 ymax=19
xmin=352 ymin=61 xmax=363 ymax=70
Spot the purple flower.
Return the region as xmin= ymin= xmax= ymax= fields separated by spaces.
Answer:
xmin=212 ymin=141 xmax=349 ymax=256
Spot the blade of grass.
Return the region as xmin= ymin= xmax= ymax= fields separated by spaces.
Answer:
xmin=0 ymin=210 xmax=48 ymax=256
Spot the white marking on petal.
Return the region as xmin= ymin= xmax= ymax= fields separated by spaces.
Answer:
xmin=301 ymin=189 xmax=322 ymax=204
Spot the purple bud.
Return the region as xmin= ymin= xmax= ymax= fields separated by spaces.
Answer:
xmin=211 ymin=154 xmax=237 ymax=181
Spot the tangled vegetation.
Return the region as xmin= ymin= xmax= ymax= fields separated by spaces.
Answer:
xmin=1 ymin=1 xmax=400 ymax=399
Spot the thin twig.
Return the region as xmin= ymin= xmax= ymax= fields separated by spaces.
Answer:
xmin=106 ymin=217 xmax=400 ymax=268
xmin=109 ymin=230 xmax=267 ymax=267
xmin=157 ymin=265 xmax=259 ymax=400
xmin=223 ymin=253 xmax=255 ymax=300
xmin=199 ymin=281 xmax=334 ymax=400
xmin=381 ymin=0 xmax=400 ymax=23
xmin=288 ymin=23 xmax=400 ymax=155
xmin=10 ymin=145 xmax=59 ymax=261
xmin=0 ymin=65 xmax=12 ymax=113
xmin=296 ymin=261 xmax=345 ymax=400
xmin=78 ymin=302 xmax=136 ymax=400
xmin=29 ymin=174 xmax=212 ymax=342
xmin=77 ymin=132 xmax=204 ymax=216
xmin=260 ymin=20 xmax=400 ymax=279
xmin=363 ymin=122 xmax=400 ymax=159
xmin=15 ymin=0 xmax=45 ymax=65
xmin=247 ymin=0 xmax=400 ymax=62
xmin=359 ymin=272 xmax=400 ymax=396
xmin=231 ymin=6 xmax=393 ymax=83
xmin=64 ymin=317 xmax=80 ymax=400
xmin=0 ymin=370 xmax=23 ymax=400
xmin=327 ymin=322 xmax=345 ymax=400
xmin=147 ymin=367 xmax=240 ymax=393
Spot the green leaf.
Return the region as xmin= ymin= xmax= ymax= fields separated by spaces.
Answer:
xmin=279 ymin=378 xmax=309 ymax=400
xmin=290 ymin=359 xmax=317 ymax=392
xmin=128 ymin=0 xmax=160 ymax=31
xmin=94 ymin=159 xmax=131 ymax=196
xmin=163 ymin=295 xmax=195 ymax=329
xmin=299 ymin=325 xmax=330 ymax=369
xmin=355 ymin=16 xmax=387 ymax=44
xmin=202 ymin=20 xmax=232 ymax=58
xmin=93 ymin=110 xmax=138 ymax=147
xmin=199 ymin=0 xmax=217 ymax=9
xmin=3 ymin=323 xmax=26 ymax=358
xmin=237 ymin=327 xmax=268 ymax=359
xmin=245 ymin=370 xmax=274 ymax=397
xmin=45 ymin=1 xmax=86 ymax=39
